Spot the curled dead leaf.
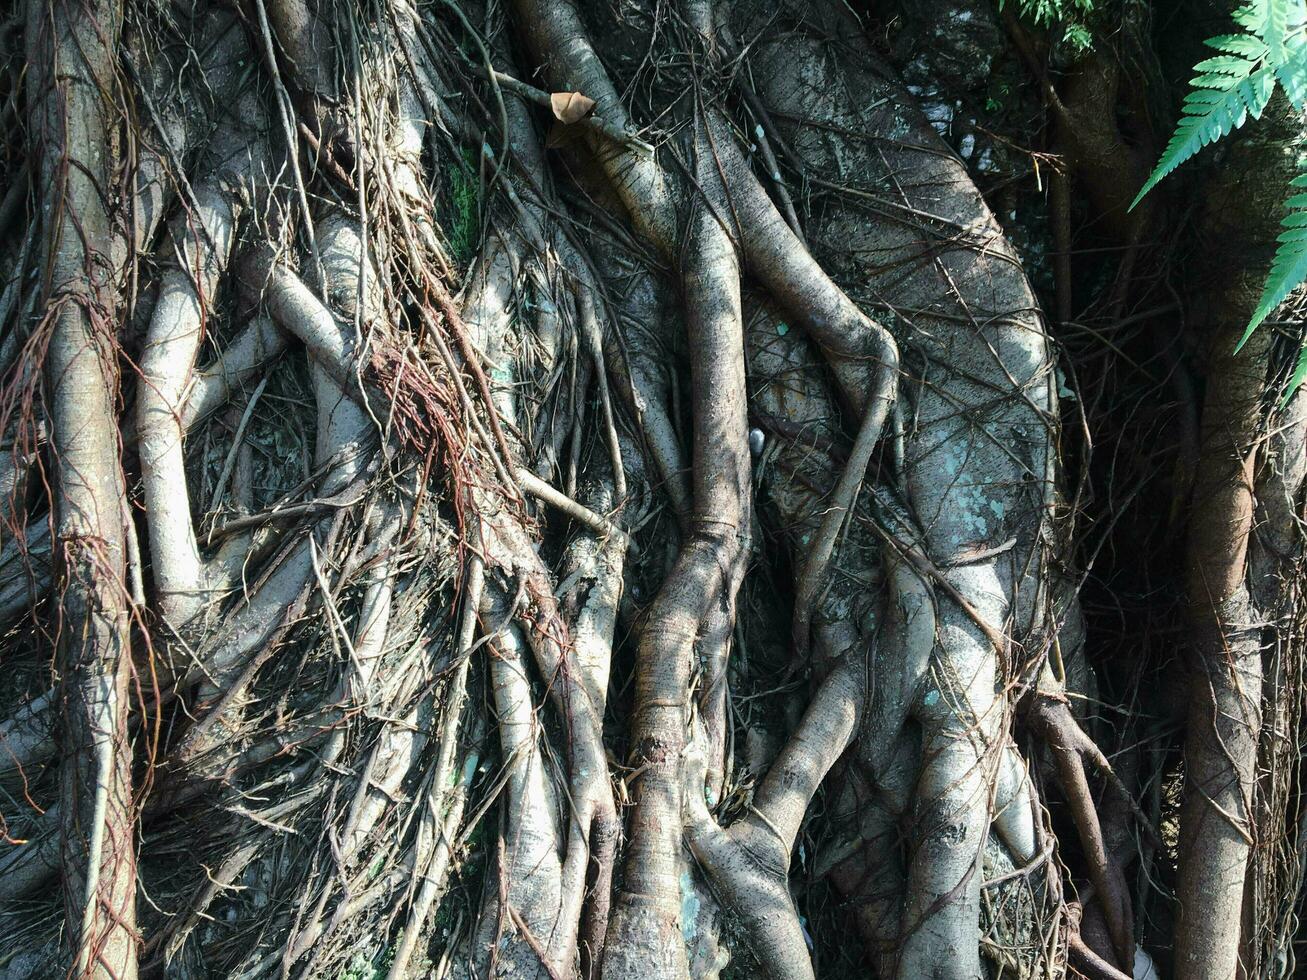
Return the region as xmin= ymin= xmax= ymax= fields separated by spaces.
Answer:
xmin=550 ymin=91 xmax=596 ymax=125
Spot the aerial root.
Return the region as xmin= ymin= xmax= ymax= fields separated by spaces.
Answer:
xmin=1065 ymin=902 xmax=1133 ymax=980
xmin=602 ymin=132 xmax=752 ymax=974
xmin=685 ymin=659 xmax=865 ymax=980
xmin=1029 ymin=695 xmax=1135 ymax=968
xmin=386 ymin=554 xmax=485 ymax=980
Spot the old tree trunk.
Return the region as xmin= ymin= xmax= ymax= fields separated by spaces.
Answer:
xmin=0 ymin=0 xmax=1305 ymax=978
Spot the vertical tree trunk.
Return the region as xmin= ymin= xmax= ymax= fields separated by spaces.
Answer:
xmin=26 ymin=0 xmax=137 ymax=976
xmin=1175 ymin=326 xmax=1267 ymax=980
xmin=1174 ymin=94 xmax=1299 ymax=980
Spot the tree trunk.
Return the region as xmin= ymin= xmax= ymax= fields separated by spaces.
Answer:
xmin=0 ymin=1 xmax=1304 ymax=978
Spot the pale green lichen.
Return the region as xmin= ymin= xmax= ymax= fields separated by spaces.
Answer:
xmin=680 ymin=871 xmax=701 ymax=943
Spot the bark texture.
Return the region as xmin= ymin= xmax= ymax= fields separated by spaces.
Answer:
xmin=0 ymin=1 xmax=1304 ymax=979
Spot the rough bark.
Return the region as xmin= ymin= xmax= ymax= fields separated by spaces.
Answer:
xmin=1174 ymin=93 xmax=1302 ymax=980
xmin=26 ymin=0 xmax=137 ymax=975
xmin=2 ymin=2 xmax=1306 ymax=979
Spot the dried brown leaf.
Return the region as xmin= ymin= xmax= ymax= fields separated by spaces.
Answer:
xmin=550 ymin=91 xmax=596 ymax=125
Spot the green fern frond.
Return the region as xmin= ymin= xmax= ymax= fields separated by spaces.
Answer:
xmin=1275 ymin=39 xmax=1307 ymax=104
xmin=1234 ymin=0 xmax=1282 ymax=50
xmin=1133 ymin=0 xmax=1307 ymax=209
xmin=1285 ymin=338 xmax=1307 ymax=402
xmin=1231 ymin=0 xmax=1269 ymax=30
xmin=1130 ymin=65 xmax=1275 ymax=206
xmin=1236 ymin=0 xmax=1307 ymax=58
xmin=1237 ymin=173 xmax=1307 ymax=355
xmin=1132 ymin=0 xmax=1307 ymax=398
xmin=1205 ymin=33 xmax=1269 ymax=59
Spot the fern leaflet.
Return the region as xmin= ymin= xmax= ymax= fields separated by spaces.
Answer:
xmin=1130 ymin=52 xmax=1275 ymax=206
xmin=1132 ymin=0 xmax=1307 ymax=397
xmin=1237 ymin=173 xmax=1307 ymax=352
xmin=1275 ymin=38 xmax=1307 ymax=103
xmin=1133 ymin=0 xmax=1307 ymax=209
xmin=1286 ymin=331 xmax=1307 ymax=400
